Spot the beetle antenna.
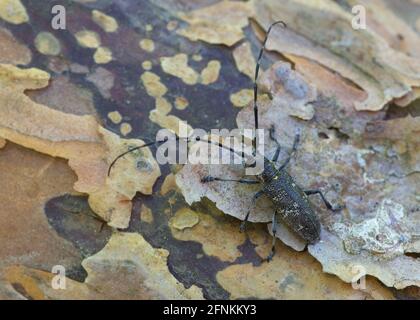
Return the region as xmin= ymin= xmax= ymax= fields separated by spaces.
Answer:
xmin=107 ymin=139 xmax=164 ymax=176
xmin=107 ymin=135 xmax=253 ymax=176
xmin=253 ymin=20 xmax=287 ymax=155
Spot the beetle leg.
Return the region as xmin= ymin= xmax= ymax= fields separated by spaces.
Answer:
xmin=265 ymin=212 xmax=277 ymax=262
xmin=201 ymin=176 xmax=260 ymax=184
xmin=304 ymin=189 xmax=345 ymax=212
xmin=239 ymin=190 xmax=264 ymax=232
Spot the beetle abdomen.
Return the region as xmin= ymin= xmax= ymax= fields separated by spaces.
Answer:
xmin=263 ymin=170 xmax=321 ymax=244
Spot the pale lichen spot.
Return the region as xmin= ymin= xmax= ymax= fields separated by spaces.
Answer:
xmin=160 ymin=53 xmax=199 ymax=85
xmin=149 ymin=112 xmax=192 ymax=136
xmin=140 ymin=71 xmax=167 ymax=98
xmin=175 ymin=1 xmax=252 ymax=46
xmin=0 ymin=0 xmax=29 ymax=25
xmin=169 ymin=207 xmax=200 ymax=230
xmin=166 ymin=20 xmax=178 ymax=32
xmin=92 ymin=10 xmax=118 ymax=33
xmin=120 ymin=122 xmax=132 ymax=136
xmin=140 ymin=204 xmax=154 ymax=224
xmin=229 ymin=89 xmax=253 ymax=107
xmin=75 ymin=30 xmax=101 ymax=49
xmin=174 ymin=96 xmax=189 ymax=110
xmin=160 ymin=173 xmax=178 ymax=195
xmin=192 ymin=54 xmax=202 ymax=62
xmin=93 ymin=46 xmax=113 ymax=64
xmin=169 ymin=208 xmax=246 ymax=262
xmin=34 ymin=32 xmax=61 ymax=56
xmin=232 ymin=41 xmax=255 ymax=80
xmin=200 ymin=60 xmax=221 ymax=85
xmin=0 ymin=64 xmax=50 ymax=89
xmin=177 ymin=25 xmax=243 ymax=47
xmin=108 ymin=110 xmax=122 ymax=124
xmin=139 ymin=38 xmax=155 ymax=52
xmin=145 ymin=24 xmax=153 ymax=32
xmin=142 ymin=60 xmax=152 ymax=70
xmin=155 ymin=97 xmax=172 ymax=116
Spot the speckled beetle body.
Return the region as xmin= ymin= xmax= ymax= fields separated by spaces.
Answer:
xmin=260 ymin=159 xmax=321 ymax=244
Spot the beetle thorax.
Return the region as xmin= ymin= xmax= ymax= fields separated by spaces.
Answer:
xmin=258 ymin=158 xmax=278 ymax=182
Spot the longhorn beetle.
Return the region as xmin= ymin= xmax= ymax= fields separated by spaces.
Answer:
xmin=108 ymin=21 xmax=345 ymax=262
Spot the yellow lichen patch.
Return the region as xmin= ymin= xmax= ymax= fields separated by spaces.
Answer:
xmin=160 ymin=54 xmax=199 ymax=85
xmin=200 ymin=60 xmax=221 ymax=85
xmin=140 ymin=71 xmax=167 ymax=98
xmin=93 ymin=46 xmax=113 ymax=64
xmin=142 ymin=60 xmax=152 ymax=70
xmin=177 ymin=25 xmax=243 ymax=47
xmin=119 ymin=122 xmax=132 ymax=136
xmin=170 ymin=207 xmax=200 ymax=230
xmin=140 ymin=204 xmax=153 ymax=224
xmin=170 ymin=209 xmax=246 ymax=262
xmin=160 ymin=173 xmax=178 ymax=195
xmin=149 ymin=111 xmax=192 ymax=136
xmin=81 ymin=232 xmax=204 ymax=299
xmin=230 ymin=89 xmax=253 ymax=107
xmin=0 ymin=0 xmax=29 ymax=24
xmin=216 ymin=242 xmax=394 ymax=299
xmin=192 ymin=54 xmax=202 ymax=62
xmin=0 ymin=64 xmax=50 ymax=90
xmin=75 ymin=30 xmax=101 ymax=49
xmin=174 ymin=96 xmax=189 ymax=110
xmin=34 ymin=32 xmax=61 ymax=56
xmin=233 ymin=41 xmax=255 ymax=80
xmin=92 ymin=10 xmax=118 ymax=33
xmin=139 ymin=38 xmax=155 ymax=52
xmin=155 ymin=97 xmax=172 ymax=115
xmin=177 ymin=1 xmax=253 ymax=46
xmin=167 ymin=20 xmax=178 ymax=32
xmin=107 ymin=110 xmax=122 ymax=124
xmin=5 ymin=233 xmax=204 ymax=299
xmin=90 ymin=127 xmax=161 ymax=228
